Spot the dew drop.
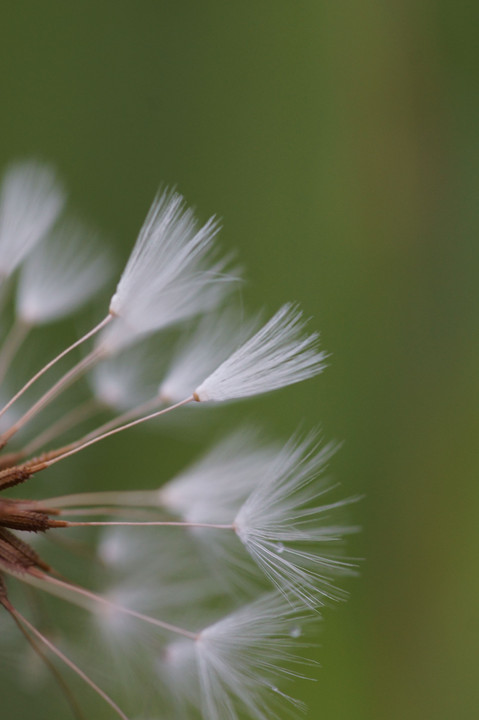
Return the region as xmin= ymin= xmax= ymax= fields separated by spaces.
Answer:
xmin=276 ymin=542 xmax=285 ymax=554
xmin=289 ymin=624 xmax=302 ymax=639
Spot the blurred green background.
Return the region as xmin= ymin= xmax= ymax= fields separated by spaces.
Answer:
xmin=1 ymin=2 xmax=478 ymax=719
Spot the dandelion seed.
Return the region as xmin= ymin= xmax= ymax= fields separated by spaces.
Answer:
xmin=101 ymin=190 xmax=239 ymax=353
xmin=0 ymin=221 xmax=112 ymax=387
xmin=193 ymin=303 xmax=327 ymax=402
xmin=0 ymin=188 xmax=234 ymax=432
xmin=234 ymin=434 xmax=359 ymax=607
xmin=159 ymin=307 xmax=255 ymax=404
xmin=17 ymin=218 xmax=112 ymax=326
xmin=159 ymin=427 xmax=280 ymax=525
xmin=161 ymin=593 xmax=311 ymax=720
xmin=90 ymin=340 xmax=161 ymax=412
xmin=0 ymin=160 xmax=65 ymax=282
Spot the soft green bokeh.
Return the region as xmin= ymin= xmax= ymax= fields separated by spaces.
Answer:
xmin=1 ymin=2 xmax=478 ymax=718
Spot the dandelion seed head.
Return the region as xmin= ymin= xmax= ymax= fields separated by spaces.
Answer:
xmin=0 ymin=160 xmax=356 ymax=720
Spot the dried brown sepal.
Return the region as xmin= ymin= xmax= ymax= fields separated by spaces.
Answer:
xmin=0 ymin=456 xmax=49 ymax=490
xmin=0 ymin=498 xmax=61 ymax=532
xmin=0 ymin=528 xmax=50 ymax=572
xmin=0 ymin=463 xmax=35 ymax=491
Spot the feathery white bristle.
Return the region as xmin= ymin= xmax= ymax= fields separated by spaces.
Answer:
xmin=16 ymin=219 xmax=112 ymax=325
xmin=234 ymin=434 xmax=357 ymax=607
xmin=162 ymin=593 xmax=309 ymax=720
xmin=0 ymin=161 xmax=65 ymax=279
xmin=101 ymin=190 xmax=237 ymax=352
xmin=159 ymin=308 xmax=255 ymax=404
xmin=97 ymin=527 xmax=213 ymax=609
xmin=159 ymin=427 xmax=281 ymax=525
xmin=194 ymin=303 xmax=326 ymax=402
xmin=85 ymin=530 xmax=225 ymax=705
xmin=91 ymin=340 xmax=161 ymax=411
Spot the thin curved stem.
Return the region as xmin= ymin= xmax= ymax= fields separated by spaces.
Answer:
xmin=28 ymin=395 xmax=194 ymax=471
xmin=23 ymin=570 xmax=198 ymax=640
xmin=22 ymin=397 xmax=103 ymax=456
xmin=0 ymin=314 xmax=112 ymax=422
xmin=0 ymin=318 xmax=31 ymax=385
xmin=53 ymin=395 xmax=164 ymax=459
xmin=41 ymin=489 xmax=161 ymax=509
xmin=10 ymin=607 xmax=129 ymax=720
xmin=0 ymin=396 xmax=194 ymax=490
xmin=0 ymin=347 xmax=103 ymax=446
xmin=5 ymin=605 xmax=85 ymax=720
xmin=60 ymin=519 xmax=234 ymax=530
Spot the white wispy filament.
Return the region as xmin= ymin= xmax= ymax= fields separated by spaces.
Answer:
xmin=101 ymin=190 xmax=237 ymax=352
xmin=159 ymin=308 xmax=255 ymax=404
xmin=162 ymin=594 xmax=309 ymax=720
xmin=193 ymin=303 xmax=327 ymax=402
xmin=17 ymin=218 xmax=111 ymax=325
xmin=0 ymin=160 xmax=65 ymax=280
xmin=159 ymin=428 xmax=281 ymax=525
xmin=235 ymin=435 xmax=358 ymax=607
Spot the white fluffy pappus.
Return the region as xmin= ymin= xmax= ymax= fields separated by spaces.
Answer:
xmin=161 ymin=593 xmax=311 ymax=720
xmin=234 ymin=434 xmax=359 ymax=607
xmin=96 ymin=527 xmax=224 ymax=631
xmin=0 ymin=160 xmax=65 ymax=280
xmin=16 ymin=218 xmax=112 ymax=325
xmin=101 ymin=190 xmax=238 ymax=353
xmin=158 ymin=307 xmax=255 ymax=404
xmin=158 ymin=427 xmax=281 ymax=525
xmin=193 ymin=303 xmax=327 ymax=402
xmin=90 ymin=339 xmax=163 ymax=412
